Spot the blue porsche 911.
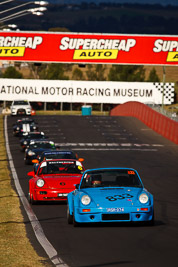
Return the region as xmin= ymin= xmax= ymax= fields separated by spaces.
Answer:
xmin=67 ymin=167 xmax=154 ymax=226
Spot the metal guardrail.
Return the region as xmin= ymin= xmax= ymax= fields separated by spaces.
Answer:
xmin=153 ymin=106 xmax=178 ymax=122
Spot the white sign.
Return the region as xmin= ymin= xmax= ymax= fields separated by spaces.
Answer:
xmin=0 ymin=79 xmax=174 ymax=104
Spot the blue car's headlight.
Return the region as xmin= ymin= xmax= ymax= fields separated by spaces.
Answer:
xmin=139 ymin=193 xmax=149 ymax=204
xmin=81 ymin=195 xmax=91 ymax=205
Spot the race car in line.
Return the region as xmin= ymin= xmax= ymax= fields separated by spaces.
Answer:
xmin=67 ymin=167 xmax=154 ymax=226
xmin=12 ymin=118 xmax=38 ymax=137
xmin=27 ymin=159 xmax=85 ymax=204
xmin=24 ymin=140 xmax=56 ymax=165
xmin=10 ymin=100 xmax=32 ymax=116
xmin=20 ymin=132 xmax=48 ymax=151
xmin=32 ymin=150 xmax=84 ymax=174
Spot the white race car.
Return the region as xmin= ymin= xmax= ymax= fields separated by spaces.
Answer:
xmin=10 ymin=100 xmax=32 ymax=116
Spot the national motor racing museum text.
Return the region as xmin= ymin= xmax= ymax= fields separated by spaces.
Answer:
xmin=0 ymin=85 xmax=153 ymax=98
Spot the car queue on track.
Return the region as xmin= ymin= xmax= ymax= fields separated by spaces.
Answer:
xmin=12 ymin=115 xmax=154 ymax=227
xmin=13 ymin=117 xmax=38 ymax=137
xmin=13 ymin=116 xmax=86 ymax=205
xmin=27 ymin=159 xmax=85 ymax=204
xmin=24 ymin=140 xmax=57 ymax=165
xmin=20 ymin=131 xmax=49 ymax=151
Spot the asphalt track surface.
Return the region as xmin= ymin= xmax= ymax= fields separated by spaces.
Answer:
xmin=7 ymin=115 xmax=178 ymax=267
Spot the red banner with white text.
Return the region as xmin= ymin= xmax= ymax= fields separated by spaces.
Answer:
xmin=1 ymin=31 xmax=178 ymax=65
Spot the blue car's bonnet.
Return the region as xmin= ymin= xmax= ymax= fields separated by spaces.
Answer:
xmin=81 ymin=187 xmax=144 ymax=207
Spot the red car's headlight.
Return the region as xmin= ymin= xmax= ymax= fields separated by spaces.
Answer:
xmin=36 ymin=179 xmax=45 ymax=187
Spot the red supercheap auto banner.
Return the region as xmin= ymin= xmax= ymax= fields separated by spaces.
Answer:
xmin=1 ymin=31 xmax=178 ymax=65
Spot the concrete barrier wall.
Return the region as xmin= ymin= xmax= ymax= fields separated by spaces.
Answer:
xmin=110 ymin=101 xmax=178 ymax=144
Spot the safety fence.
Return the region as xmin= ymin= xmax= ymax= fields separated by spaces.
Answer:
xmin=110 ymin=101 xmax=178 ymax=145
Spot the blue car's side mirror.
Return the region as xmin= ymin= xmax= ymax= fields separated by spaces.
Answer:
xmin=75 ymin=184 xmax=79 ymax=189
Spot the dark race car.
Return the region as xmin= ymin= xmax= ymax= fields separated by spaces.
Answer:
xmin=13 ymin=118 xmax=38 ymax=137
xmin=32 ymin=150 xmax=84 ymax=174
xmin=27 ymin=159 xmax=85 ymax=204
xmin=20 ymin=132 xmax=48 ymax=151
xmin=24 ymin=140 xmax=56 ymax=165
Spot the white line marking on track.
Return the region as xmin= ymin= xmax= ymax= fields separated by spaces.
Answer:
xmin=38 ymin=125 xmax=59 ymax=127
xmin=72 ymin=148 xmax=157 ymax=151
xmin=4 ymin=116 xmax=69 ymax=267
xmin=102 ymin=133 xmax=122 ymax=135
xmin=55 ymin=142 xmax=163 ymax=148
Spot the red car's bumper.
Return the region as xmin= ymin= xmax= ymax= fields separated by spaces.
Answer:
xmin=31 ymin=188 xmax=73 ymax=201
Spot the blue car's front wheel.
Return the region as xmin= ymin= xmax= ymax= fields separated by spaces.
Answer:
xmin=73 ymin=212 xmax=79 ymax=227
xmin=67 ymin=205 xmax=73 ymax=224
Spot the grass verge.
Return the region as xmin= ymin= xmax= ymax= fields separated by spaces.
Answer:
xmin=164 ymin=103 xmax=178 ymax=114
xmin=35 ymin=110 xmax=109 ymax=116
xmin=0 ymin=115 xmax=50 ymax=267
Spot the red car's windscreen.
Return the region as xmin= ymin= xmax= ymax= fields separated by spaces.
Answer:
xmin=38 ymin=160 xmax=84 ymax=175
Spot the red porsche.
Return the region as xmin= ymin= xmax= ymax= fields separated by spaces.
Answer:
xmin=27 ymin=159 xmax=85 ymax=204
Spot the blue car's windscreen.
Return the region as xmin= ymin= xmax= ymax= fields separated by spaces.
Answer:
xmin=80 ymin=169 xmax=143 ymax=188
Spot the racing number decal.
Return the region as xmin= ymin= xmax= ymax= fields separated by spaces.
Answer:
xmin=106 ymin=195 xmax=124 ymax=201
xmin=106 ymin=194 xmax=134 ymax=201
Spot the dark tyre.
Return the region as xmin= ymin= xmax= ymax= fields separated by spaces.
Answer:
xmin=144 ymin=211 xmax=154 ymax=226
xmin=25 ymin=159 xmax=30 ymax=165
xmin=31 ymin=195 xmax=37 ymax=205
xmin=29 ymin=193 xmax=36 ymax=205
xmin=73 ymin=213 xmax=79 ymax=227
xmin=148 ymin=211 xmax=155 ymax=226
xmin=28 ymin=193 xmax=31 ymax=203
xmin=67 ymin=205 xmax=73 ymax=224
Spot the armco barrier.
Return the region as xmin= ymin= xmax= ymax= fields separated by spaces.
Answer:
xmin=110 ymin=101 xmax=178 ymax=144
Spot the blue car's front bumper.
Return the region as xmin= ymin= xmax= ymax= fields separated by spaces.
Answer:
xmin=74 ymin=206 xmax=154 ymax=223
